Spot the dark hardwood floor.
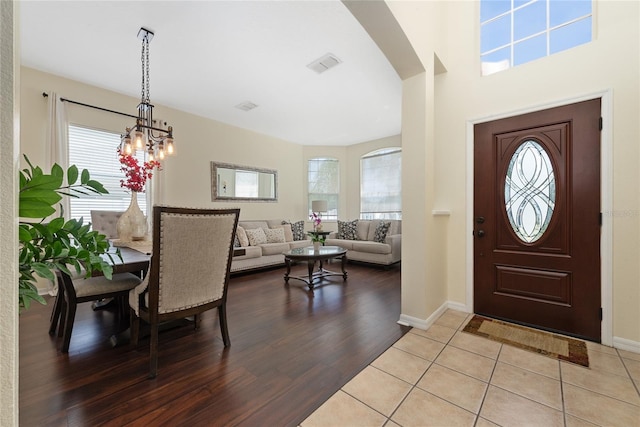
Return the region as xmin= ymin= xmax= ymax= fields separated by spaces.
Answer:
xmin=20 ymin=261 xmax=407 ymax=426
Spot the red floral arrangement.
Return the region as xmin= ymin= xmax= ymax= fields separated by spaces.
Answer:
xmin=118 ymin=149 xmax=161 ymax=192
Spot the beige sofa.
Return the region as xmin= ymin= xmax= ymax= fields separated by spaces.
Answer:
xmin=231 ymin=219 xmax=402 ymax=273
xmin=231 ymin=220 xmax=311 ymax=273
xmin=325 ymin=219 xmax=401 ymax=266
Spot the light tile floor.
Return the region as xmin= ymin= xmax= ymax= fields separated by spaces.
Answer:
xmin=301 ymin=309 xmax=640 ymax=427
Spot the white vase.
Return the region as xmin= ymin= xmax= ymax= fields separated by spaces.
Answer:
xmin=116 ymin=191 xmax=148 ymax=241
xmin=313 ymin=241 xmax=321 ymax=252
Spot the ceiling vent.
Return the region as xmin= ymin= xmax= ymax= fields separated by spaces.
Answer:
xmin=307 ymin=53 xmax=342 ymax=74
xmin=235 ymin=101 xmax=258 ymax=112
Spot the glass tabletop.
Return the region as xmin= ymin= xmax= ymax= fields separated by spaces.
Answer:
xmin=285 ymin=245 xmax=346 ymax=257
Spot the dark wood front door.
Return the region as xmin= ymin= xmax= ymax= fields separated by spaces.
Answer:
xmin=474 ymin=99 xmax=601 ymax=341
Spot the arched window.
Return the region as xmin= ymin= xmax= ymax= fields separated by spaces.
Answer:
xmin=308 ymin=157 xmax=339 ymax=220
xmin=360 ymin=148 xmax=401 ymax=220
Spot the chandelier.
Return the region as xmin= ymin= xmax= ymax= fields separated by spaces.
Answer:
xmin=121 ymin=27 xmax=174 ymax=162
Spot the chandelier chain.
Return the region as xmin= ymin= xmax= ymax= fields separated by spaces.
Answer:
xmin=140 ymin=38 xmax=145 ymax=103
xmin=140 ymin=36 xmax=151 ymax=104
xmin=145 ymin=37 xmax=150 ymax=104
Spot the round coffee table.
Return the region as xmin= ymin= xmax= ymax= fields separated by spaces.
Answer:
xmin=283 ymin=245 xmax=348 ymax=290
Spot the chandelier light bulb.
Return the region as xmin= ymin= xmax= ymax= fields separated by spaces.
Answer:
xmin=122 ymin=134 xmax=132 ymax=154
xmin=166 ymin=138 xmax=174 ymax=154
xmin=134 ymin=130 xmax=144 ymax=150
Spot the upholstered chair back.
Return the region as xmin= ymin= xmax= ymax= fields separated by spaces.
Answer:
xmin=90 ymin=210 xmax=124 ymax=239
xmin=152 ymin=208 xmax=238 ymax=314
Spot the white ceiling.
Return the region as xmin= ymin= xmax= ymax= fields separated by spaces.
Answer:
xmin=19 ymin=1 xmax=402 ymax=146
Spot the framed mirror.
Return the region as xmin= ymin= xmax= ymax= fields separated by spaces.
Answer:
xmin=211 ymin=162 xmax=278 ymax=202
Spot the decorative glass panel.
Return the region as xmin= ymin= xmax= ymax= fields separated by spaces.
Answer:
xmin=505 ymin=140 xmax=556 ymax=243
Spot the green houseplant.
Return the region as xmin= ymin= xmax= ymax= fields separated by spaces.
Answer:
xmin=18 ymin=156 xmax=119 ymax=311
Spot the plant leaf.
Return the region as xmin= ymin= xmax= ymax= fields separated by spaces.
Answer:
xmin=67 ymin=165 xmax=78 ymax=185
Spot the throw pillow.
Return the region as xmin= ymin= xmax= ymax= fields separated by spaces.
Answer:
xmin=245 ymin=228 xmax=267 ymax=246
xmin=338 ymin=219 xmax=358 ymax=240
xmin=373 ymin=221 xmax=391 ymax=243
xmin=233 ymin=235 xmax=240 ymax=248
xmin=264 ymin=227 xmax=286 ymax=243
xmin=271 ymin=224 xmax=293 ymax=242
xmin=283 ymin=220 xmax=305 ymax=241
xmin=236 ymin=226 xmax=249 ymax=247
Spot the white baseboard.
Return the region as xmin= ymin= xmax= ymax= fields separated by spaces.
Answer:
xmin=613 ymin=336 xmax=640 ymax=354
xmin=398 ymin=301 xmax=470 ymax=330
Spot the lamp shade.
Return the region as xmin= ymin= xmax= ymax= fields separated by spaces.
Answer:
xmin=311 ymin=200 xmax=328 ymax=213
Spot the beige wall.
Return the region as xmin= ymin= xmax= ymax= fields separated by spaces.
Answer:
xmin=389 ymin=0 xmax=640 ymax=343
xmin=1 ymin=1 xmax=19 ymax=424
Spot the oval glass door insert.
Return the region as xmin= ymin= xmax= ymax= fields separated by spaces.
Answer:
xmin=504 ymin=140 xmax=556 ymax=243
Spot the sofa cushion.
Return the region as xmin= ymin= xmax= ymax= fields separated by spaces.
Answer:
xmin=284 ymin=220 xmax=305 ymax=241
xmin=352 ymin=241 xmax=391 ymax=254
xmin=259 ymin=242 xmax=291 ymax=255
xmin=236 ymin=226 xmax=249 ymax=247
xmin=264 ymin=227 xmax=286 ymax=243
xmin=245 ymin=228 xmax=267 ymax=246
xmin=266 ymin=219 xmax=282 ymax=228
xmin=338 ymin=219 xmax=358 ymax=240
xmin=270 ymin=224 xmax=293 ymax=242
xmin=372 ymin=221 xmax=391 ymax=243
xmin=239 ymin=221 xmax=269 ymax=230
xmin=389 ymin=220 xmax=401 ymax=236
xmin=357 ymin=221 xmax=370 ymax=241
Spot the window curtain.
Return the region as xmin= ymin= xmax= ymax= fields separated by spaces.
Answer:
xmin=45 ymin=92 xmax=70 ymax=220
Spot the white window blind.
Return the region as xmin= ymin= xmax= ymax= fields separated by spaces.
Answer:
xmin=360 ymin=148 xmax=402 ymax=220
xmin=308 ymin=158 xmax=339 ymax=220
xmin=68 ymin=125 xmax=148 ymax=223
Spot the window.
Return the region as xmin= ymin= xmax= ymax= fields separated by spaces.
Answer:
xmin=68 ymin=125 xmax=148 ymax=222
xmin=308 ymin=158 xmax=339 ymax=220
xmin=481 ymin=0 xmax=592 ymax=76
xmin=360 ymin=148 xmax=402 ymax=220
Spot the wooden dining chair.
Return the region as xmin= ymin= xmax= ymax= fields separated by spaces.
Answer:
xmin=53 ymin=270 xmax=143 ymax=353
xmin=129 ymin=206 xmax=240 ymax=378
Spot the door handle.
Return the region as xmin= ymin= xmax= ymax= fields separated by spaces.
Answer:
xmin=476 ymin=230 xmax=485 ymax=238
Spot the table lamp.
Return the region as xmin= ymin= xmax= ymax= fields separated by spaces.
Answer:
xmin=311 ymin=200 xmax=328 ymax=216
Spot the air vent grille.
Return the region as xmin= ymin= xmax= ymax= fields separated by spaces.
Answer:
xmin=235 ymin=101 xmax=258 ymax=112
xmin=307 ymin=53 xmax=342 ymax=74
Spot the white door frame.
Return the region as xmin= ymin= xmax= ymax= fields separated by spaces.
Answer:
xmin=465 ymin=90 xmax=613 ymax=345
